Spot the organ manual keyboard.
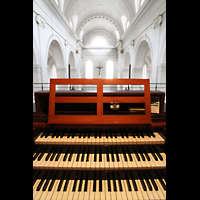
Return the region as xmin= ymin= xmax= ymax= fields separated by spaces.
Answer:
xmin=33 ymin=79 xmax=166 ymax=199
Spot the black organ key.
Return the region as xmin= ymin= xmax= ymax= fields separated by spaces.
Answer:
xmin=36 ymin=170 xmax=48 ymax=191
xmin=148 ymin=128 xmax=155 ymax=137
xmin=130 ymin=171 xmax=138 ymax=191
xmin=116 ymin=172 xmax=123 ymax=191
xmin=107 ymin=172 xmax=111 ymax=192
xmin=126 ymin=145 xmax=133 ymax=161
xmin=140 ymin=145 xmax=150 ymax=161
xmin=63 ymin=171 xmax=70 ymax=191
xmin=114 ymin=146 xmax=120 ymax=161
xmin=76 ymin=146 xmax=81 ymax=161
xmin=48 ymin=171 xmax=58 ymax=191
xmin=106 ymin=146 xmax=109 ymax=162
xmin=130 ymin=128 xmax=135 ymax=138
xmin=72 ymin=171 xmax=79 ymax=191
xmin=33 ymin=145 xmax=44 ymax=160
xmin=132 ymin=146 xmax=140 ymax=161
xmin=146 ymin=170 xmax=158 ymax=191
xmin=99 ymin=171 xmax=102 ymax=192
xmin=93 ymin=172 xmax=96 ymax=192
xmin=81 ymin=146 xmax=85 ymax=162
xmin=37 ymin=145 xmax=48 ymax=161
xmin=121 ymin=146 xmax=127 ymax=161
xmin=124 ymin=171 xmax=132 ymax=191
xmin=60 ymin=129 xmax=64 ymax=138
xmin=84 ymin=172 xmax=88 ymax=191
xmin=50 ymin=146 xmax=59 ymax=161
xmin=63 ymin=146 xmax=70 ymax=161
xmin=148 ymin=146 xmax=158 ymax=161
xmin=57 ymin=171 xmax=66 ymax=191
xmin=78 ymin=171 xmax=84 ymax=191
xmin=154 ymin=170 xmax=166 ymax=190
xmin=94 ymin=146 xmax=97 ymax=162
xmin=152 ymin=145 xmax=163 ymax=160
xmin=141 ymin=170 xmax=152 ymax=191
xmin=40 ymin=129 xmax=48 ymax=137
xmin=55 ymin=146 xmax=63 ymax=161
xmin=86 ymin=146 xmax=90 ymax=162
xmin=137 ymin=171 xmax=147 ymax=191
xmin=99 ymin=146 xmax=102 ymax=162
xmin=42 ymin=170 xmax=52 ymax=191
xmin=68 ymin=146 xmax=74 ymax=161
xmin=137 ymin=146 xmax=145 ymax=161
xmin=110 ymin=146 xmax=115 ymax=162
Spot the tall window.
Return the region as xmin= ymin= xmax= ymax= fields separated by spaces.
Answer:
xmin=142 ymin=64 xmax=147 ymax=79
xmin=85 ymin=60 xmax=93 ymax=78
xmin=106 ymin=60 xmax=114 ymax=79
xmin=52 ymin=64 xmax=57 ymax=78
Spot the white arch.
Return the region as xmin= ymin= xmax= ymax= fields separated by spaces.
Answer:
xmin=134 ymin=34 xmax=153 ymax=68
xmin=45 ymin=34 xmax=65 ymax=68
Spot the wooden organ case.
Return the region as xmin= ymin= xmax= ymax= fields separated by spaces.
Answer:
xmin=33 ymin=79 xmax=166 ymax=200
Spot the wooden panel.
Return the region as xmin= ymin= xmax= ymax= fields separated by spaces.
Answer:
xmin=47 ymin=79 xmax=152 ymax=125
xmin=55 ymin=96 xmax=97 ymax=103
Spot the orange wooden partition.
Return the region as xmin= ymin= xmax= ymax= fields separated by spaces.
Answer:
xmin=47 ymin=79 xmax=151 ymax=125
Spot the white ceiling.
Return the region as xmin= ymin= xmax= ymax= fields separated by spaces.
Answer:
xmin=61 ymin=0 xmax=137 ymax=44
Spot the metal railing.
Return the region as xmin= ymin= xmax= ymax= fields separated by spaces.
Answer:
xmin=33 ymin=82 xmax=166 ymax=103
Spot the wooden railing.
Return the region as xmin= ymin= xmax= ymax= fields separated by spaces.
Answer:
xmin=47 ymin=79 xmax=151 ymax=125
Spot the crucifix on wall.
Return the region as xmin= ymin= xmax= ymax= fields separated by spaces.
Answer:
xmin=96 ymin=64 xmax=104 ymax=78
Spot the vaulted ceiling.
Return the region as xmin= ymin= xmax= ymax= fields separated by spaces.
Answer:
xmin=61 ymin=0 xmax=138 ymax=45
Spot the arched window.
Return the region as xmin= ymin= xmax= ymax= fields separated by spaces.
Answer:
xmin=142 ymin=64 xmax=147 ymax=79
xmin=91 ymin=37 xmax=107 ymax=47
xmin=52 ymin=64 xmax=57 ymax=78
xmin=85 ymin=60 xmax=93 ymax=78
xmin=106 ymin=60 xmax=114 ymax=79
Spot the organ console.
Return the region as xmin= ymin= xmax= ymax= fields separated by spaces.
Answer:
xmin=33 ymin=79 xmax=166 ymax=199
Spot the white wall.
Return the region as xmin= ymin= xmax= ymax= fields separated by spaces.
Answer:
xmin=33 ymin=0 xmax=166 ymax=88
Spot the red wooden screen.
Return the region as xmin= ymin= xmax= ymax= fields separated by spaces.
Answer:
xmin=47 ymin=79 xmax=151 ymax=125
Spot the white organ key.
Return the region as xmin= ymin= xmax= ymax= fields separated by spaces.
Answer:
xmin=96 ymin=146 xmax=100 ymax=169
xmin=127 ymin=171 xmax=139 ymax=200
xmin=122 ymin=171 xmax=133 ymax=200
xmin=101 ymin=172 xmax=106 ymax=200
xmin=56 ymin=171 xmax=69 ymax=200
xmin=81 ymin=146 xmax=87 ymax=169
xmin=95 ymin=171 xmax=100 ymax=200
xmin=151 ymin=171 xmax=165 ymax=200
xmin=110 ymin=172 xmax=116 ymax=200
xmin=69 ymin=146 xmax=78 ymax=170
xmin=119 ymin=171 xmax=128 ymax=200
xmin=154 ymin=132 xmax=165 ymax=144
xmin=90 ymin=145 xmax=95 ymax=170
xmin=113 ymin=171 xmax=123 ymax=200
xmin=144 ymin=171 xmax=159 ymax=200
xmin=76 ymin=146 xmax=84 ymax=170
xmin=127 ymin=145 xmax=139 ymax=169
xmin=38 ymin=146 xmax=52 ymax=170
xmin=50 ymin=171 xmax=63 ymax=200
xmin=78 ymin=171 xmax=86 ymax=200
xmin=90 ymin=171 xmax=95 ymax=200
xmin=64 ymin=172 xmax=76 ymax=200
xmin=103 ymin=146 xmax=109 ymax=170
xmin=33 ymin=171 xmax=45 ymax=199
xmin=108 ymin=146 xmax=114 ymax=169
xmin=72 ymin=171 xmax=80 ymax=200
xmin=133 ymin=171 xmax=145 ymax=200
xmin=85 ymin=146 xmax=91 ymax=170
xmin=105 ymin=172 xmax=111 ymax=200
xmin=112 ymin=130 xmax=117 ymax=145
xmin=115 ymin=146 xmax=123 ymax=169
